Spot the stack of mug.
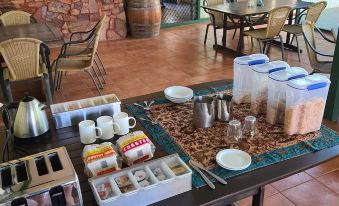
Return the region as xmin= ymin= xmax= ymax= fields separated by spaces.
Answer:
xmin=79 ymin=112 xmax=137 ymax=144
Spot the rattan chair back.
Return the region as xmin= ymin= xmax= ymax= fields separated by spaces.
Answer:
xmin=0 ymin=11 xmax=31 ymax=26
xmin=305 ymin=1 xmax=327 ymax=23
xmin=266 ymin=6 xmax=292 ymax=38
xmin=0 ymin=38 xmax=43 ymax=81
xmin=89 ymin=15 xmax=106 ymax=66
xmin=302 ymin=21 xmax=318 ymax=67
xmin=204 ymin=0 xmax=224 ymax=25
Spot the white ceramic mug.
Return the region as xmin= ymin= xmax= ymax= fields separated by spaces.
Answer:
xmin=79 ymin=120 xmax=103 ymax=144
xmin=113 ymin=112 xmax=136 ymax=135
xmin=96 ymin=116 xmax=121 ymax=140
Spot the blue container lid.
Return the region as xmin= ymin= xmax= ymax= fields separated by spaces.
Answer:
xmin=269 ymin=67 xmax=308 ymax=82
xmin=287 ymin=74 xmax=331 ymax=90
xmin=234 ymin=54 xmax=269 ymax=66
xmin=252 ymin=60 xmax=289 ymax=74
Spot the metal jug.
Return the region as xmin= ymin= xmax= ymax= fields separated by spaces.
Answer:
xmin=13 ymin=96 xmax=50 ymax=138
xmin=193 ymin=96 xmax=215 ymax=128
xmin=216 ymin=94 xmax=233 ymax=122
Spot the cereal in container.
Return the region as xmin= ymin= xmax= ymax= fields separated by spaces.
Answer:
xmin=233 ymin=54 xmax=269 ymax=104
xmin=284 ymin=74 xmax=331 ymax=135
xmin=267 ymin=67 xmax=308 ymax=125
xmin=250 ymin=61 xmax=289 ymax=115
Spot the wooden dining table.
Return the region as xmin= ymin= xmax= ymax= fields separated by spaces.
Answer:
xmin=201 ymin=0 xmax=314 ymax=56
xmin=0 ymin=22 xmax=63 ymax=46
xmin=6 ymin=80 xmax=339 ymax=206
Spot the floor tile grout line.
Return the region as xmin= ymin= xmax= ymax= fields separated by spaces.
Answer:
xmin=313 ymin=174 xmax=339 ymax=196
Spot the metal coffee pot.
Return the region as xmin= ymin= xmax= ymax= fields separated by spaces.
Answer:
xmin=216 ymin=94 xmax=233 ymax=122
xmin=193 ymin=96 xmax=215 ymax=128
xmin=13 ymin=95 xmax=50 ymax=139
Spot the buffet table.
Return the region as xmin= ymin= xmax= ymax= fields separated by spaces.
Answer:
xmin=9 ymin=80 xmax=339 ymax=206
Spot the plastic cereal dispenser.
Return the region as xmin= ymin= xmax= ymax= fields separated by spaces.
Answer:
xmin=284 ymin=74 xmax=331 ymax=135
xmin=233 ymin=54 xmax=269 ymax=104
xmin=250 ymin=61 xmax=289 ymax=115
xmin=267 ymin=67 xmax=308 ymax=125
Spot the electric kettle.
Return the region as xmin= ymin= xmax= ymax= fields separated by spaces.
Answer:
xmin=13 ymin=96 xmax=50 ymax=139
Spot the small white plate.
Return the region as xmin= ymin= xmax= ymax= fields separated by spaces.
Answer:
xmin=216 ymin=149 xmax=251 ymax=171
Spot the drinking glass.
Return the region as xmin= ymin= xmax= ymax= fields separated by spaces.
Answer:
xmin=242 ymin=116 xmax=257 ymax=139
xmin=227 ymin=120 xmax=242 ymax=143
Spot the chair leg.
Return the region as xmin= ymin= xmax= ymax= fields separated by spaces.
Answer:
xmin=232 ymin=28 xmax=237 ymax=39
xmin=0 ymin=71 xmax=13 ymax=104
xmin=94 ymin=59 xmax=106 ymax=84
xmin=42 ymin=74 xmax=53 ymax=105
xmin=204 ymin=24 xmax=210 ymax=45
xmin=295 ymin=35 xmax=301 ymax=62
xmin=92 ymin=66 xmax=104 ymax=89
xmin=57 ymin=71 xmax=63 ymax=90
xmin=85 ymin=70 xmax=102 ymax=96
xmin=213 ymin=25 xmax=218 ymax=46
xmin=95 ymin=52 xmax=107 ymax=75
xmin=54 ymin=71 xmax=58 ymax=91
xmin=257 ymin=39 xmax=263 ymax=53
xmin=279 ymin=35 xmax=286 ymax=61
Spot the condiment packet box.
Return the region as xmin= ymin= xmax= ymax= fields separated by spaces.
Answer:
xmin=83 ymin=142 xmax=121 ymax=177
xmin=116 ymin=131 xmax=155 ymax=166
xmin=50 ymin=94 xmax=121 ymax=129
xmin=89 ymin=154 xmax=192 ymax=206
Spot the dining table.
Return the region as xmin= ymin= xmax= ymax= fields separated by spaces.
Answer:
xmin=5 ymin=80 xmax=339 ymax=206
xmin=201 ymin=0 xmax=314 ymax=56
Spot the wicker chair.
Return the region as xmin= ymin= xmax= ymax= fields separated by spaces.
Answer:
xmin=61 ymin=16 xmax=107 ymax=81
xmin=0 ymin=38 xmax=53 ymax=105
xmin=282 ymin=1 xmax=327 ymax=61
xmin=0 ymin=11 xmax=33 ymax=26
xmin=53 ymin=16 xmax=106 ymax=96
xmin=203 ymin=0 xmax=239 ymax=45
xmin=302 ymin=21 xmax=335 ymax=74
xmin=244 ymin=6 xmax=292 ymax=60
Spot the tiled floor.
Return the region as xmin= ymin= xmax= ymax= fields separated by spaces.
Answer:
xmin=50 ymin=23 xmax=338 ymax=205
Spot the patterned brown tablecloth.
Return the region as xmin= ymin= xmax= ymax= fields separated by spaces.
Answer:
xmin=148 ymin=92 xmax=320 ymax=169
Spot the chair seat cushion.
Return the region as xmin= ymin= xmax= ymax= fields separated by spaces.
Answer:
xmin=55 ymin=58 xmax=92 ymax=72
xmin=313 ymin=61 xmax=333 ymax=74
xmin=282 ymin=24 xmax=302 ymax=35
xmin=244 ymin=28 xmax=267 ymax=39
xmin=64 ymin=46 xmax=93 ymax=60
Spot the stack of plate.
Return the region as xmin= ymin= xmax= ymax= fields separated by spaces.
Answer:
xmin=164 ymin=86 xmax=194 ymax=103
xmin=216 ymin=149 xmax=251 ymax=171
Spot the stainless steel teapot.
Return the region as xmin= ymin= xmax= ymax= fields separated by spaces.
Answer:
xmin=13 ymin=96 xmax=49 ymax=139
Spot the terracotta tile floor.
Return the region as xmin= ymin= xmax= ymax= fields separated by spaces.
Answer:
xmin=49 ymin=23 xmax=338 ymax=205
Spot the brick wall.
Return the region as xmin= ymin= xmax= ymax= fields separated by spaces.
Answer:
xmin=0 ymin=0 xmax=127 ymax=41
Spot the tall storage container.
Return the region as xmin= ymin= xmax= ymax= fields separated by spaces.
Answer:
xmin=250 ymin=61 xmax=289 ymax=115
xmin=233 ymin=54 xmax=269 ymax=104
xmin=267 ymin=67 xmax=308 ymax=125
xmin=284 ymin=74 xmax=331 ymax=135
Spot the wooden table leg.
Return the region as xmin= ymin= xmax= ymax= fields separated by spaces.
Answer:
xmin=236 ymin=17 xmax=244 ymax=56
xmin=252 ymin=186 xmax=265 ymax=206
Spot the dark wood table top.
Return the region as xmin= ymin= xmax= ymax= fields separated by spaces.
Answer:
xmin=9 ymin=80 xmax=339 ymax=206
xmin=0 ymin=22 xmax=63 ymax=46
xmin=201 ymin=0 xmax=313 ymax=17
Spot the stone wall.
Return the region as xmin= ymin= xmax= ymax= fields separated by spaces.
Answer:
xmin=0 ymin=0 xmax=127 ymax=41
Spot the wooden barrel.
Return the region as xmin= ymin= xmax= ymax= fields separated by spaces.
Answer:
xmin=127 ymin=0 xmax=161 ymax=38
